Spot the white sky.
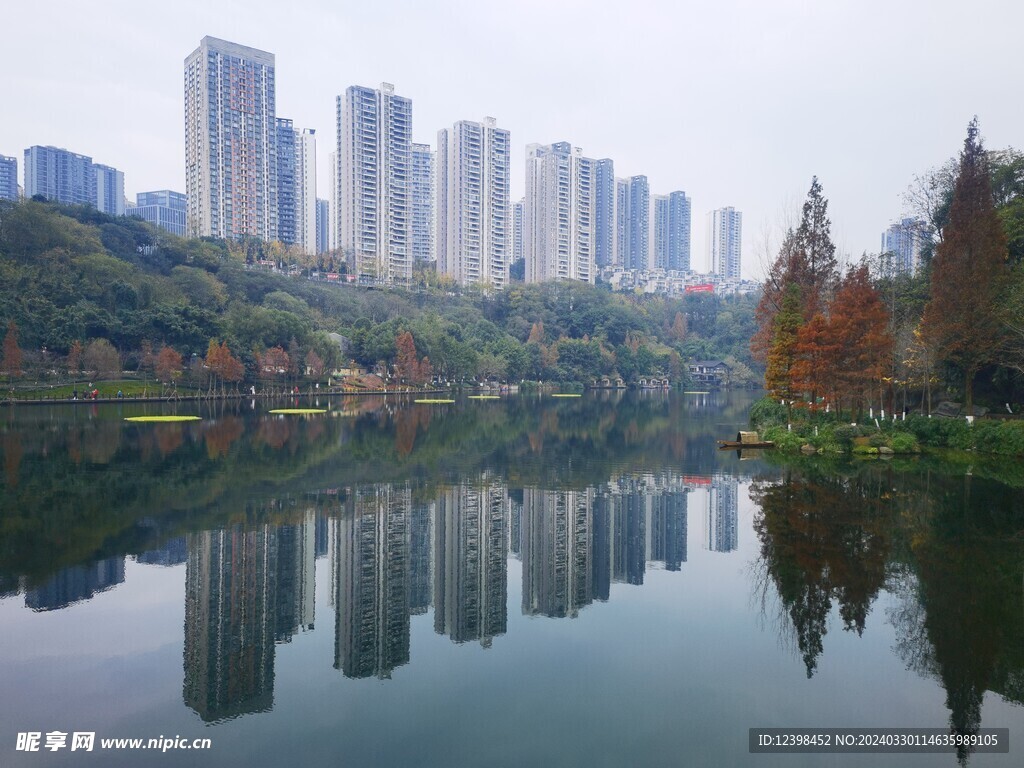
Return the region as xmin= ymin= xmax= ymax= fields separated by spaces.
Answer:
xmin=2 ymin=0 xmax=1022 ymax=279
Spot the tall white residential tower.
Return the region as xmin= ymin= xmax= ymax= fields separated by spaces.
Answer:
xmin=411 ymin=143 xmax=435 ymax=263
xmin=436 ymin=117 xmax=511 ymax=289
xmin=184 ymin=37 xmax=277 ymax=240
xmin=708 ymin=206 xmax=742 ymax=278
xmin=337 ymin=83 xmax=413 ymax=285
xmin=524 ymin=142 xmax=596 ymax=284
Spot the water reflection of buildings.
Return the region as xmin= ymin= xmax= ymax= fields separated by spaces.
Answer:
xmin=135 ymin=537 xmax=187 ymax=566
xmin=516 ymin=476 xmax=691 ymax=616
xmin=521 ymin=488 xmax=594 ymax=618
xmin=434 ymin=480 xmax=508 ymax=646
xmin=183 ymin=511 xmax=317 ymax=722
xmin=704 ymin=475 xmax=738 ymax=553
xmin=333 ymin=486 xmax=412 ymax=679
xmin=25 ymin=557 xmax=125 ymax=611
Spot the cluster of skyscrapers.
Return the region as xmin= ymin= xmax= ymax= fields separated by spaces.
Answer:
xmin=1 ymin=34 xmax=745 ymax=285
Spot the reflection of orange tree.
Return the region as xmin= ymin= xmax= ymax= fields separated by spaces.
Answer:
xmin=3 ymin=432 xmax=23 ymax=488
xmin=751 ymin=468 xmax=894 ymax=677
xmin=256 ymin=418 xmax=291 ymax=450
xmin=204 ymin=417 xmax=245 ymax=459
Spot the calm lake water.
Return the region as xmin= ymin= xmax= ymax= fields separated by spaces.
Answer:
xmin=0 ymin=391 xmax=1021 ymax=767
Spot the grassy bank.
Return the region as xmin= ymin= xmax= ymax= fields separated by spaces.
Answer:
xmin=749 ymin=397 xmax=1024 ymax=457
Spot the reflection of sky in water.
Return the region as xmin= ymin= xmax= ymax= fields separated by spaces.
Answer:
xmin=0 ymin=392 xmax=1021 ymax=767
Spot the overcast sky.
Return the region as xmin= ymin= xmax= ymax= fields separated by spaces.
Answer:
xmin=3 ymin=0 xmax=1022 ymax=279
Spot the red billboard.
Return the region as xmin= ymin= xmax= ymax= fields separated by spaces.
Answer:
xmin=685 ymin=284 xmax=715 ymax=293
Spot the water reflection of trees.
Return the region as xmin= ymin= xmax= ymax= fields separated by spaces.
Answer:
xmin=751 ymin=468 xmax=895 ymax=677
xmin=0 ymin=393 xmax=759 ymax=587
xmin=752 ymin=461 xmax=1024 ymax=764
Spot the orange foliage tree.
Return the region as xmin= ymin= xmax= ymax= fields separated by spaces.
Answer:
xmin=394 ymin=331 xmax=430 ymax=385
xmin=154 ymin=346 xmax=183 ymax=384
xmin=206 ymin=340 xmax=245 ymax=393
xmin=789 ymin=265 xmax=892 ymax=418
xmin=829 ymin=265 xmax=892 ymax=417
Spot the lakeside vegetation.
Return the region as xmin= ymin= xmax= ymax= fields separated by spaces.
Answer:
xmin=0 ymin=198 xmax=760 ymax=394
xmin=753 ymin=119 xmax=1024 ymax=455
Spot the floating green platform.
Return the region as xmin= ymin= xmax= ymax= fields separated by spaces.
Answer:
xmin=683 ymin=391 xmax=711 ymax=394
xmin=551 ymin=393 xmax=582 ymax=398
xmin=414 ymin=399 xmax=455 ymax=404
xmin=124 ymin=415 xmax=201 ymax=423
xmin=269 ymin=408 xmax=327 ymax=414
xmin=468 ymin=395 xmax=500 ymax=400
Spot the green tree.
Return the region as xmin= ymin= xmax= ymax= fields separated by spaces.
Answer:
xmin=921 ymin=119 xmax=1009 ymax=412
xmin=765 ymin=284 xmax=804 ymax=415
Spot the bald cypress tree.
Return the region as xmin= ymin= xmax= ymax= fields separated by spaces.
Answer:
xmin=765 ymin=284 xmax=804 ymax=417
xmin=921 ymin=118 xmax=1009 ymax=412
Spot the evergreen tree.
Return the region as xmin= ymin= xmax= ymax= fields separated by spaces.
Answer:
xmin=921 ymin=118 xmax=1009 ymax=411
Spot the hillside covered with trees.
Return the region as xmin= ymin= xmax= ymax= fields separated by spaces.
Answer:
xmin=0 ymin=198 xmax=760 ymax=390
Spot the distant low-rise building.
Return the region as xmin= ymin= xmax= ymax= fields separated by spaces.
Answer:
xmin=598 ymin=265 xmax=759 ymax=297
xmin=126 ymin=190 xmax=187 ymax=236
xmin=688 ymin=360 xmax=731 ymax=387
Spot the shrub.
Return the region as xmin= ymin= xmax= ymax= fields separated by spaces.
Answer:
xmin=852 ymin=444 xmax=879 ymax=455
xmin=762 ymin=425 xmax=804 ymax=452
xmin=868 ymin=432 xmax=889 ymax=448
xmin=750 ymin=396 xmax=788 ymax=429
xmin=831 ymin=424 xmax=861 ymax=448
xmin=889 ymin=432 xmax=919 ymax=454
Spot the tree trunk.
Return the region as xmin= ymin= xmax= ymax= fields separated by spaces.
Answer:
xmin=964 ymin=368 xmax=973 ymax=415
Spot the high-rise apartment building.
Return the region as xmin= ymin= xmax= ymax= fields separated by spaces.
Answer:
xmin=328 ymin=151 xmax=338 ymax=253
xmin=23 ymin=146 xmax=95 ymax=206
xmin=626 ymin=175 xmax=649 ymax=270
xmin=411 ymin=143 xmax=435 ymax=263
xmin=595 ymin=159 xmax=615 ymax=267
xmin=184 ymin=36 xmax=277 ymax=240
xmin=315 ymin=198 xmax=330 ymax=254
xmin=0 ymin=155 xmax=18 ymax=201
xmin=275 ymin=118 xmax=296 ymax=246
xmin=337 ymin=83 xmax=412 ymax=285
xmin=126 ymin=190 xmax=187 ymax=236
xmin=615 ymin=178 xmax=629 ymax=267
xmin=881 ymin=217 xmax=929 ymax=274
xmin=708 ymin=206 xmax=742 ymax=278
xmin=296 ymin=129 xmax=317 ymax=256
xmin=511 ymin=197 xmax=524 ymax=267
xmin=94 ymin=164 xmax=125 ymax=216
xmin=652 ymin=190 xmax=691 ymax=271
xmin=524 ymin=141 xmax=596 ymax=284
xmin=437 ymin=118 xmax=511 ymax=289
